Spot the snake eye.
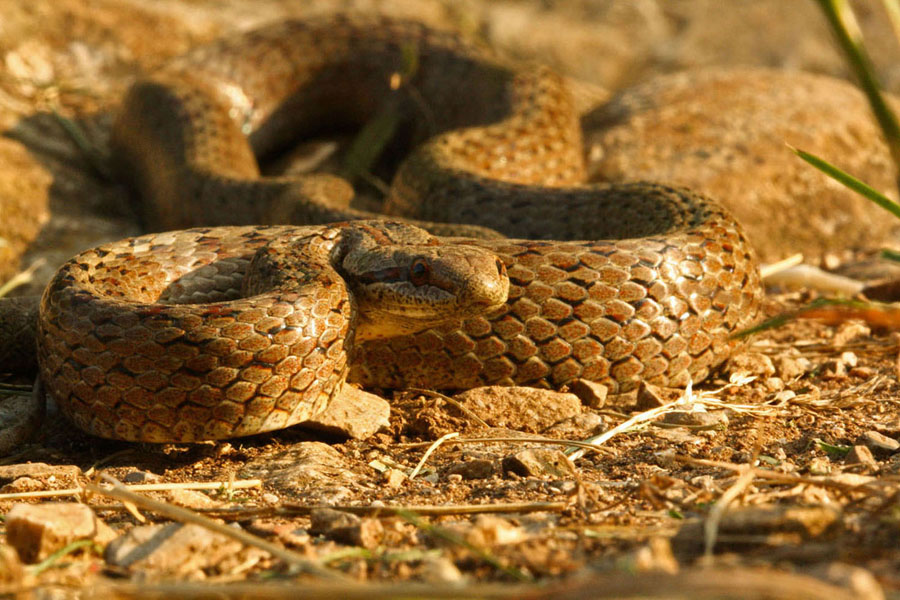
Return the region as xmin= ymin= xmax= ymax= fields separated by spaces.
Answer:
xmin=409 ymin=258 xmax=429 ymax=286
xmin=495 ymin=258 xmax=506 ymax=276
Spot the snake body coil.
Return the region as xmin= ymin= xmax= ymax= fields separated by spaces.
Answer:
xmin=36 ymin=16 xmax=762 ymax=442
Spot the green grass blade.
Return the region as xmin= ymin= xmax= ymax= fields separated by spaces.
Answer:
xmin=790 ymin=145 xmax=900 ymax=219
xmin=814 ymin=0 xmax=900 ymax=173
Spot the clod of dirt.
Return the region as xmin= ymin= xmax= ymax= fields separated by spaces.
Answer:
xmin=6 ymin=502 xmax=115 ymax=563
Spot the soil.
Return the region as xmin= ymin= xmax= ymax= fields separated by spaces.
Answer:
xmin=2 ymin=1 xmax=900 ymax=598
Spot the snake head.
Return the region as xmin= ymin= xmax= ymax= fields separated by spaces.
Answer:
xmin=335 ymin=221 xmax=509 ymax=341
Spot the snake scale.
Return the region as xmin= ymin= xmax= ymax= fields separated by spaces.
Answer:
xmin=29 ymin=15 xmax=762 ymax=442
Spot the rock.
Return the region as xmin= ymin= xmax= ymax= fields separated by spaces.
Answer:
xmin=445 ymin=458 xmax=496 ymax=480
xmin=309 ymin=508 xmax=383 ymax=549
xmin=105 ymin=522 xmax=261 ymax=578
xmin=567 ymin=379 xmax=608 ymax=408
xmin=502 ymin=449 xmax=576 ymax=478
xmin=635 ymin=382 xmax=682 ymax=410
xmin=6 ymin=502 xmax=116 ymax=563
xmin=855 ymin=431 xmax=900 ymax=456
xmin=777 ymin=356 xmax=811 ymax=380
xmin=383 ymin=468 xmax=407 ymax=489
xmin=0 ymin=463 xmax=80 ymax=485
xmin=451 ymin=387 xmax=581 ymax=433
xmin=845 ymin=445 xmax=877 ymax=468
xmin=807 ymin=457 xmax=832 ymax=476
xmin=726 ymin=352 xmax=776 ymax=378
xmin=660 ymin=409 xmax=729 ymax=429
xmin=300 ymin=386 xmax=390 ymax=440
xmin=586 ymin=69 xmax=900 ymax=262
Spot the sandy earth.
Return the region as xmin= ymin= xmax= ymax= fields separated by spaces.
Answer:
xmin=2 ymin=1 xmax=900 ymax=597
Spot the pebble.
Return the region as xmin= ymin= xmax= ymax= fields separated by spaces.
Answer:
xmin=445 ymin=458 xmax=496 ymax=480
xmin=845 ymin=445 xmax=877 ymax=468
xmin=567 ymin=379 xmax=608 ymax=408
xmin=6 ymin=502 xmax=116 ymax=563
xmin=855 ymin=431 xmax=900 ymax=456
xmin=635 ymin=382 xmax=682 ymax=410
xmin=660 ymin=410 xmax=729 ymax=429
xmin=501 ymin=449 xmax=576 ymax=478
xmin=122 ymin=470 xmax=161 ymax=483
xmin=727 ymin=352 xmax=776 ymax=378
xmin=777 ymin=356 xmax=811 ymax=380
xmin=309 ymin=508 xmax=384 ymax=549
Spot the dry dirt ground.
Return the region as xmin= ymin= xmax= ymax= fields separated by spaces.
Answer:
xmin=3 ymin=1 xmax=900 ymax=598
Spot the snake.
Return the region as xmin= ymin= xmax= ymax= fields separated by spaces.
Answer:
xmin=3 ymin=15 xmax=762 ymax=442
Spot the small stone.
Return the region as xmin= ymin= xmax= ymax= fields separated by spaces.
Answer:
xmin=384 ymin=468 xmax=407 ymax=489
xmin=777 ymin=356 xmax=811 ymax=380
xmin=849 ymin=366 xmax=875 ymax=378
xmin=773 ymin=390 xmax=796 ymax=403
xmin=660 ymin=410 xmax=729 ymax=429
xmin=452 ymin=386 xmax=581 ymax=433
xmin=822 ymin=359 xmax=847 ymax=379
xmin=840 ymin=351 xmax=858 ymax=368
xmin=446 ymin=473 xmax=463 ymax=483
xmin=855 ymin=431 xmax=899 ymax=456
xmin=261 ymin=493 xmax=280 ymax=504
xmin=635 ymin=382 xmax=682 ymax=410
xmin=163 ymin=488 xmax=218 ymax=509
xmin=300 ymin=386 xmax=390 ymax=439
xmin=567 ymin=379 xmax=608 ymax=408
xmin=502 ymin=449 xmax=576 ymax=478
xmin=122 ymin=471 xmax=161 ymax=483
xmin=309 ymin=508 xmax=383 ymax=549
xmin=833 ymin=322 xmax=870 ymax=346
xmin=764 ymin=377 xmax=784 ymax=392
xmin=7 ymin=503 xmax=116 ymax=563
xmin=728 ymin=352 xmax=775 ymax=378
xmin=807 ymin=457 xmax=832 ymax=475
xmin=845 ymin=445 xmax=877 ymax=467
xmin=445 ymin=459 xmax=496 ymax=480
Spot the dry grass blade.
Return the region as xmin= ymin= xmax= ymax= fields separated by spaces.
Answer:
xmin=408 ymin=431 xmax=458 ymax=479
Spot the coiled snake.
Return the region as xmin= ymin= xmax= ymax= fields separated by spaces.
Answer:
xmin=20 ymin=16 xmax=762 ymax=441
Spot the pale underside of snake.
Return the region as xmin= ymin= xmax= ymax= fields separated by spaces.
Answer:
xmin=25 ymin=15 xmax=762 ymax=442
